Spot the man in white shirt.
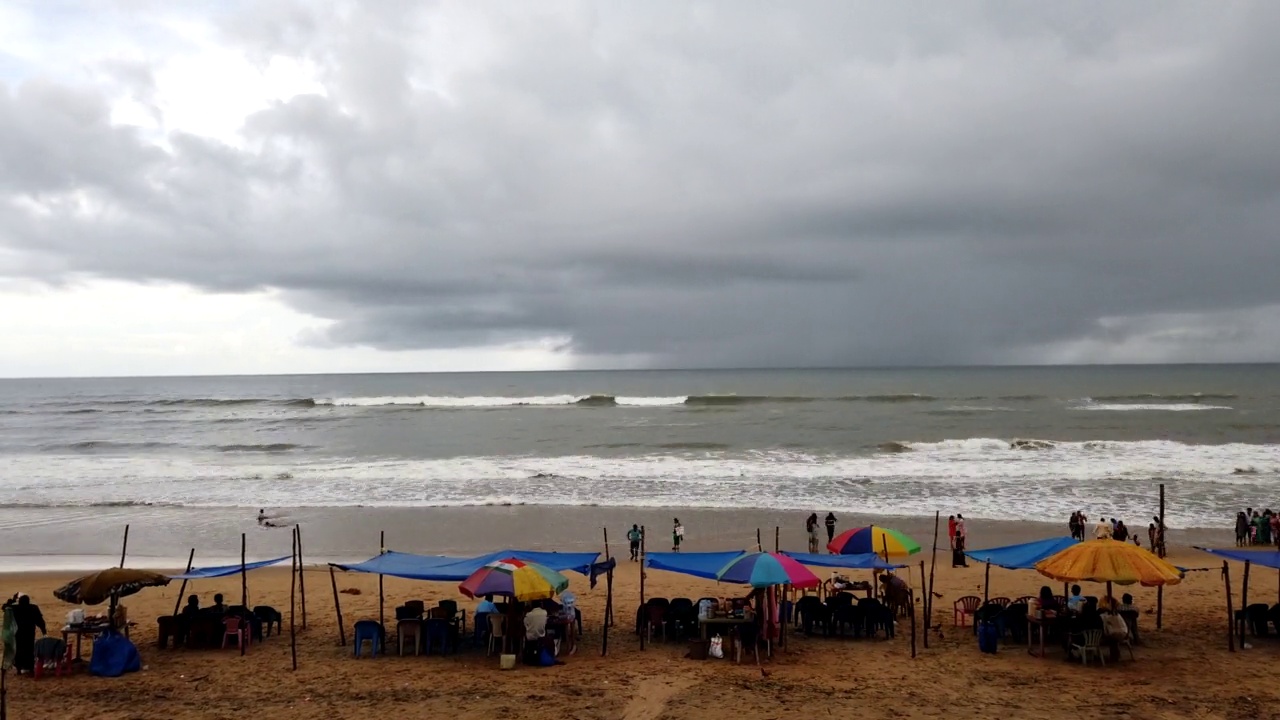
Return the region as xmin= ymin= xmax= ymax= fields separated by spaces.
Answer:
xmin=524 ymin=604 xmax=548 ymax=642
xmin=1095 ymin=517 xmax=1113 ymax=540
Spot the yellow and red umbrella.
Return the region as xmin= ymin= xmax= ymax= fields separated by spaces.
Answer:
xmin=458 ymin=558 xmax=569 ymax=602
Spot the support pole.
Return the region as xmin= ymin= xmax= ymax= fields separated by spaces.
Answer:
xmin=927 ymin=511 xmax=940 ymax=639
xmin=119 ymin=524 xmax=130 ymax=567
xmin=240 ymin=533 xmax=247 ymax=656
xmin=602 ymin=528 xmax=613 ymax=628
xmin=774 ymin=526 xmax=780 ymax=553
xmin=983 ymin=562 xmax=991 ymax=604
xmin=296 ymin=524 xmax=307 ymax=630
xmin=639 ymin=525 xmax=647 ymax=651
xmin=172 ymin=548 xmax=196 ymax=617
xmin=1241 ymin=560 xmax=1251 ymax=646
xmin=290 ymin=527 xmax=298 ymax=671
xmin=909 ymin=588 xmax=917 ymax=658
xmin=920 ymin=560 xmax=928 ymax=649
xmin=601 ymin=568 xmax=613 ymax=656
xmin=1158 ymin=483 xmax=1166 ymax=558
xmin=1224 ymin=561 xmax=1235 ymax=652
xmin=756 ymin=528 xmax=762 ymax=553
xmin=378 ymin=530 xmax=385 ymax=642
xmin=330 ymin=565 xmax=346 ymax=647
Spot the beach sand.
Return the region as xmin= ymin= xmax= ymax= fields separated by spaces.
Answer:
xmin=1 ymin=518 xmax=1272 ymax=720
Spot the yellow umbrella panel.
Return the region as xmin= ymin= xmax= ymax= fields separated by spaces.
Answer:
xmin=1035 ymin=539 xmax=1182 ymax=587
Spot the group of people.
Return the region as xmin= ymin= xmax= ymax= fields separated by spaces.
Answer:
xmin=1035 ymin=584 xmax=1138 ymax=641
xmin=1234 ymin=508 xmax=1279 ymax=547
xmin=475 ymin=592 xmax=577 ymax=664
xmin=1068 ymin=511 xmax=1166 ymax=557
xmin=621 ymin=518 xmax=685 ymax=560
xmin=804 ymin=512 xmax=838 ymax=553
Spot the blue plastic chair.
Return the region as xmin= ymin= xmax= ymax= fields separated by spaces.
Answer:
xmin=352 ymin=620 xmax=383 ymax=658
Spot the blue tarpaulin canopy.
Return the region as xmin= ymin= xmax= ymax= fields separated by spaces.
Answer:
xmin=170 ymin=556 xmax=292 ymax=580
xmin=1195 ymin=547 xmax=1280 ymax=570
xmin=645 ymin=551 xmax=746 ymax=580
xmin=332 ymin=549 xmax=601 ymax=582
xmin=965 ymin=537 xmax=1079 ymax=570
xmin=780 ymin=551 xmax=905 ymax=570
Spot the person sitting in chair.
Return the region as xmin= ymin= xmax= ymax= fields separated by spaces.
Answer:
xmin=205 ymin=593 xmax=227 ymax=616
xmin=1066 ymin=585 xmax=1085 ymax=612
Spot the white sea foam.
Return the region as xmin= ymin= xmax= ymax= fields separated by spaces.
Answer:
xmin=2 ymin=438 xmax=1278 ymax=527
xmin=1073 ymin=401 xmax=1233 ymax=412
xmin=615 ymin=396 xmax=687 ymax=406
xmin=317 ymin=395 xmax=589 ymax=407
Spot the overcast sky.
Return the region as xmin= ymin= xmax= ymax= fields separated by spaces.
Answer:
xmin=2 ymin=1 xmax=1279 ymax=377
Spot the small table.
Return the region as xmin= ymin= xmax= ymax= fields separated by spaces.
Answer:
xmin=1027 ymin=615 xmax=1057 ymax=658
xmin=62 ymin=625 xmax=110 ymax=661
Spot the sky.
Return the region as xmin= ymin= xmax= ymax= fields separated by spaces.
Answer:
xmin=2 ymin=1 xmax=1280 ymax=378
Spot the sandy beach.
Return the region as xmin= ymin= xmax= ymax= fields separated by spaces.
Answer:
xmin=2 ymin=513 xmax=1273 ymax=720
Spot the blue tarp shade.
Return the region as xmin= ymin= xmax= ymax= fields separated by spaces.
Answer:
xmin=332 ymin=549 xmax=601 ymax=582
xmin=964 ymin=537 xmax=1079 ymax=570
xmin=780 ymin=551 xmax=905 ymax=570
xmin=646 ymin=551 xmax=746 ymax=580
xmin=170 ymin=555 xmax=292 ymax=580
xmin=1195 ymin=547 xmax=1280 ymax=570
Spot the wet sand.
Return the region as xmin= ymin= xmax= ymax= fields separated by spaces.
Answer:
xmin=2 ymin=523 xmax=1274 ymax=720
xmin=0 ymin=505 xmax=1228 ymax=570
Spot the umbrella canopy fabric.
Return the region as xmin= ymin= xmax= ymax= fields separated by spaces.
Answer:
xmin=715 ymin=552 xmax=821 ymax=589
xmin=458 ymin=558 xmax=569 ymax=602
xmin=1035 ymin=539 xmax=1183 ymax=587
xmin=53 ymin=568 xmax=171 ymax=605
xmin=827 ymin=526 xmax=921 ymax=556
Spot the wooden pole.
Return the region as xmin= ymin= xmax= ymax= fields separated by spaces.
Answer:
xmin=330 ymin=565 xmax=346 ymax=647
xmin=1156 ymin=484 xmax=1166 ymax=630
xmin=909 ymin=588 xmax=917 ymax=658
xmin=927 ymin=511 xmax=940 ymax=639
xmin=756 ymin=528 xmax=762 ymax=552
xmin=1224 ymin=561 xmax=1235 ymax=652
xmin=602 ymin=528 xmax=613 ymax=628
xmin=1158 ymin=483 xmax=1166 ymax=558
xmin=290 ymin=527 xmax=298 ymax=671
xmin=601 ymin=568 xmax=613 ymax=656
xmin=119 ymin=524 xmax=130 ymax=567
xmin=639 ymin=525 xmax=647 ymax=651
xmin=774 ymin=526 xmax=780 ymax=553
xmin=1241 ymin=560 xmax=1251 ymax=646
xmin=378 ymin=530 xmax=385 ymax=642
xmin=920 ymin=560 xmax=928 ymax=649
xmin=240 ymin=533 xmax=247 ymax=656
xmin=296 ymin=524 xmax=307 ymax=630
xmin=983 ymin=562 xmax=991 ymax=604
xmin=172 ymin=548 xmax=196 ymax=617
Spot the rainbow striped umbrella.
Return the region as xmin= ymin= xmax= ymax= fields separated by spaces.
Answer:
xmin=458 ymin=558 xmax=569 ymax=602
xmin=716 ymin=552 xmax=821 ymax=589
xmin=828 ymin=526 xmax=921 ymax=556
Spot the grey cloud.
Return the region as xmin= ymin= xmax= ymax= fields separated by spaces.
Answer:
xmin=3 ymin=1 xmax=1280 ymax=367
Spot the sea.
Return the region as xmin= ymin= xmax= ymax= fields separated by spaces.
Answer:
xmin=1 ymin=365 xmax=1278 ymax=535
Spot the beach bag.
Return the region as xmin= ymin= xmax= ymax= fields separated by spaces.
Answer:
xmin=89 ymin=630 xmax=141 ymax=678
xmin=1103 ymin=613 xmax=1129 ymax=640
xmin=538 ymin=646 xmax=556 ymax=667
xmin=708 ymin=634 xmax=724 ymax=659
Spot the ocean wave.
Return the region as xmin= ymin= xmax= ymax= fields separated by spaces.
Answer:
xmin=1075 ymin=402 xmax=1232 ymax=412
xmin=213 ymin=443 xmax=309 ymax=453
xmin=1091 ymin=393 xmax=1237 ymax=402
xmin=311 ymin=392 xmax=944 ymax=408
xmin=43 ymin=440 xmax=180 ymax=452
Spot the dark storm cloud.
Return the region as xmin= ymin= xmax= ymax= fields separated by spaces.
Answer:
xmin=4 ymin=1 xmax=1280 ymax=366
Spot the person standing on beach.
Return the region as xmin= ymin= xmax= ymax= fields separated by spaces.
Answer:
xmin=951 ymin=515 xmax=968 ymax=567
xmin=805 ymin=513 xmax=820 ymax=553
xmin=947 ymin=515 xmax=957 ymax=550
xmin=1152 ymin=516 xmax=1166 ymax=557
xmin=824 ymin=512 xmax=838 ymax=545
xmin=1068 ymin=512 xmax=1081 ymax=541
xmin=5 ymin=594 xmax=46 ymax=674
xmin=672 ymin=519 xmax=684 ymax=552
xmin=627 ymin=525 xmax=642 ymax=561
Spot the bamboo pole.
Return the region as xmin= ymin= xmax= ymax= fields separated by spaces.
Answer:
xmin=330 ymin=565 xmax=346 ymax=647
xmin=290 ymin=527 xmax=298 ymax=671
xmin=756 ymin=528 xmax=762 ymax=552
xmin=378 ymin=530 xmax=385 ymax=643
xmin=639 ymin=525 xmax=647 ymax=651
xmin=1241 ymin=560 xmax=1251 ymax=646
xmin=602 ymin=528 xmax=613 ymax=628
xmin=920 ymin=560 xmax=928 ymax=649
xmin=983 ymin=562 xmax=991 ymax=604
xmin=909 ymin=588 xmax=917 ymax=658
xmin=927 ymin=511 xmax=940 ymax=639
xmin=601 ymin=567 xmax=613 ymax=656
xmin=119 ymin=525 xmax=130 ymax=567
xmin=296 ymin=524 xmax=307 ymax=630
xmin=172 ymin=548 xmax=196 ymax=617
xmin=775 ymin=526 xmax=780 ymax=553
xmin=1224 ymin=561 xmax=1235 ymax=652
xmin=240 ymin=534 xmax=247 ymax=656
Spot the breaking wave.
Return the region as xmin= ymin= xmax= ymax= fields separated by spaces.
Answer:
xmin=313 ymin=393 xmax=941 ymax=408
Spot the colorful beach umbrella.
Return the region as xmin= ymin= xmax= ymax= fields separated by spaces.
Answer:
xmin=1035 ymin=539 xmax=1183 ymax=587
xmin=715 ymin=552 xmax=821 ymax=589
xmin=458 ymin=558 xmax=569 ymax=602
xmin=827 ymin=526 xmax=921 ymax=557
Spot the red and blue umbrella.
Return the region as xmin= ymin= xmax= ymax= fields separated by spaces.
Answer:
xmin=827 ymin=526 xmax=921 ymax=556
xmin=715 ymin=552 xmax=820 ymax=589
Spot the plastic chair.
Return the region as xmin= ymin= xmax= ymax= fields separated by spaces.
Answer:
xmin=1015 ymin=596 xmax=1037 ymax=606
xmin=990 ymin=597 xmax=1012 ymax=609
xmin=487 ymin=614 xmax=506 ymax=656
xmin=353 ymin=620 xmax=383 ymax=658
xmin=1071 ymin=629 xmax=1105 ymax=666
xmin=397 ymin=619 xmax=422 ymax=656
xmin=253 ymin=606 xmax=282 ymax=637
xmin=954 ymin=596 xmax=982 ymax=626
xmin=222 ymin=617 xmax=248 ymax=651
xmin=32 ymin=638 xmax=69 ymax=679
xmin=423 ymin=618 xmax=451 ymax=655
xmin=645 ymin=604 xmax=668 ymax=642
xmin=404 ymin=600 xmax=426 ymax=617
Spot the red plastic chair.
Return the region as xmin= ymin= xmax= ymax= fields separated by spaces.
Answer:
xmin=954 ymin=596 xmax=982 ymax=626
xmin=222 ymin=617 xmax=248 ymax=651
xmin=990 ymin=597 xmax=1012 ymax=609
xmin=32 ymin=638 xmax=70 ymax=679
